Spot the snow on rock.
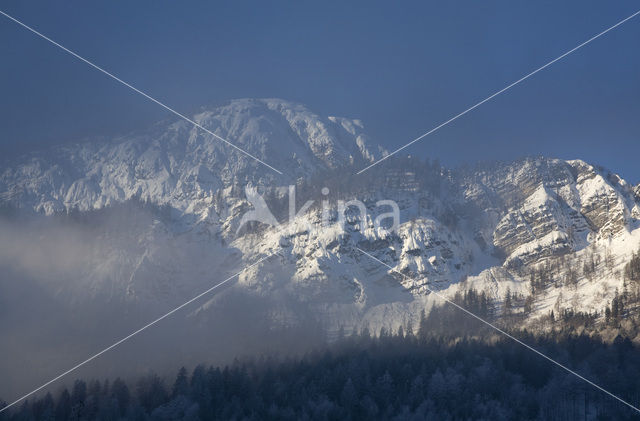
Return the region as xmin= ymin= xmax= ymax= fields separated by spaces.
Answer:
xmin=2 ymin=104 xmax=640 ymax=334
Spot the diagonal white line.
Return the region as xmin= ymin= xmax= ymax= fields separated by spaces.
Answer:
xmin=357 ymin=9 xmax=640 ymax=175
xmin=0 ymin=10 xmax=284 ymax=176
xmin=0 ymin=253 xmax=274 ymax=414
xmin=355 ymin=246 xmax=640 ymax=414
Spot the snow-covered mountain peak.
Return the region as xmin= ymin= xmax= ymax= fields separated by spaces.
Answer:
xmin=0 ymin=98 xmax=383 ymax=216
xmin=2 ymin=102 xmax=640 ymax=336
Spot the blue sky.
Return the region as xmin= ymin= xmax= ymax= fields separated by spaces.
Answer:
xmin=1 ymin=1 xmax=639 ymax=181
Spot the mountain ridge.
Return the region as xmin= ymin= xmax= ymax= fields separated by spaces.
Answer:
xmin=1 ymin=99 xmax=640 ymax=340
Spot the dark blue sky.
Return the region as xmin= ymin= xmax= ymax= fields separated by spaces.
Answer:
xmin=1 ymin=1 xmax=639 ymax=181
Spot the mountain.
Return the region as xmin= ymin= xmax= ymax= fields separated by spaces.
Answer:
xmin=0 ymin=98 xmax=381 ymax=215
xmin=2 ymin=98 xmax=640 ymax=340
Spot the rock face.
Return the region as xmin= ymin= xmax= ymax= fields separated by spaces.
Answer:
xmin=463 ymin=159 xmax=640 ymax=268
xmin=1 ymin=98 xmax=640 ymax=334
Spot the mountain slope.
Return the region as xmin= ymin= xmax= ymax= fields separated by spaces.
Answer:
xmin=0 ymin=98 xmax=381 ymax=216
xmin=1 ymin=99 xmax=640 ymax=338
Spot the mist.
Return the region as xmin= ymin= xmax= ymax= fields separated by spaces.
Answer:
xmin=0 ymin=203 xmax=327 ymax=405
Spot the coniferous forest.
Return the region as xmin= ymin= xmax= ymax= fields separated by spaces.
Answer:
xmin=2 ymin=329 xmax=639 ymax=421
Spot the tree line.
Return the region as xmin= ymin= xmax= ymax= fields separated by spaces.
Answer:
xmin=2 ymin=329 xmax=640 ymax=420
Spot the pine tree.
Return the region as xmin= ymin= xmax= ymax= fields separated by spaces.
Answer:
xmin=624 ymin=249 xmax=640 ymax=282
xmin=110 ymin=378 xmax=130 ymax=417
xmin=530 ymin=273 xmax=536 ymax=294
xmin=524 ymin=295 xmax=534 ymax=314
xmin=417 ymin=309 xmax=428 ymax=339
xmin=55 ymin=389 xmax=71 ymax=421
xmin=503 ymin=288 xmax=512 ymax=318
xmin=405 ymin=318 xmax=415 ymax=337
xmin=172 ymin=367 xmax=190 ymax=397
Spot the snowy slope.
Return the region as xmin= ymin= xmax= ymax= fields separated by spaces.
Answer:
xmin=2 ymin=99 xmax=640 ymax=335
xmin=0 ymin=98 xmax=381 ymax=217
